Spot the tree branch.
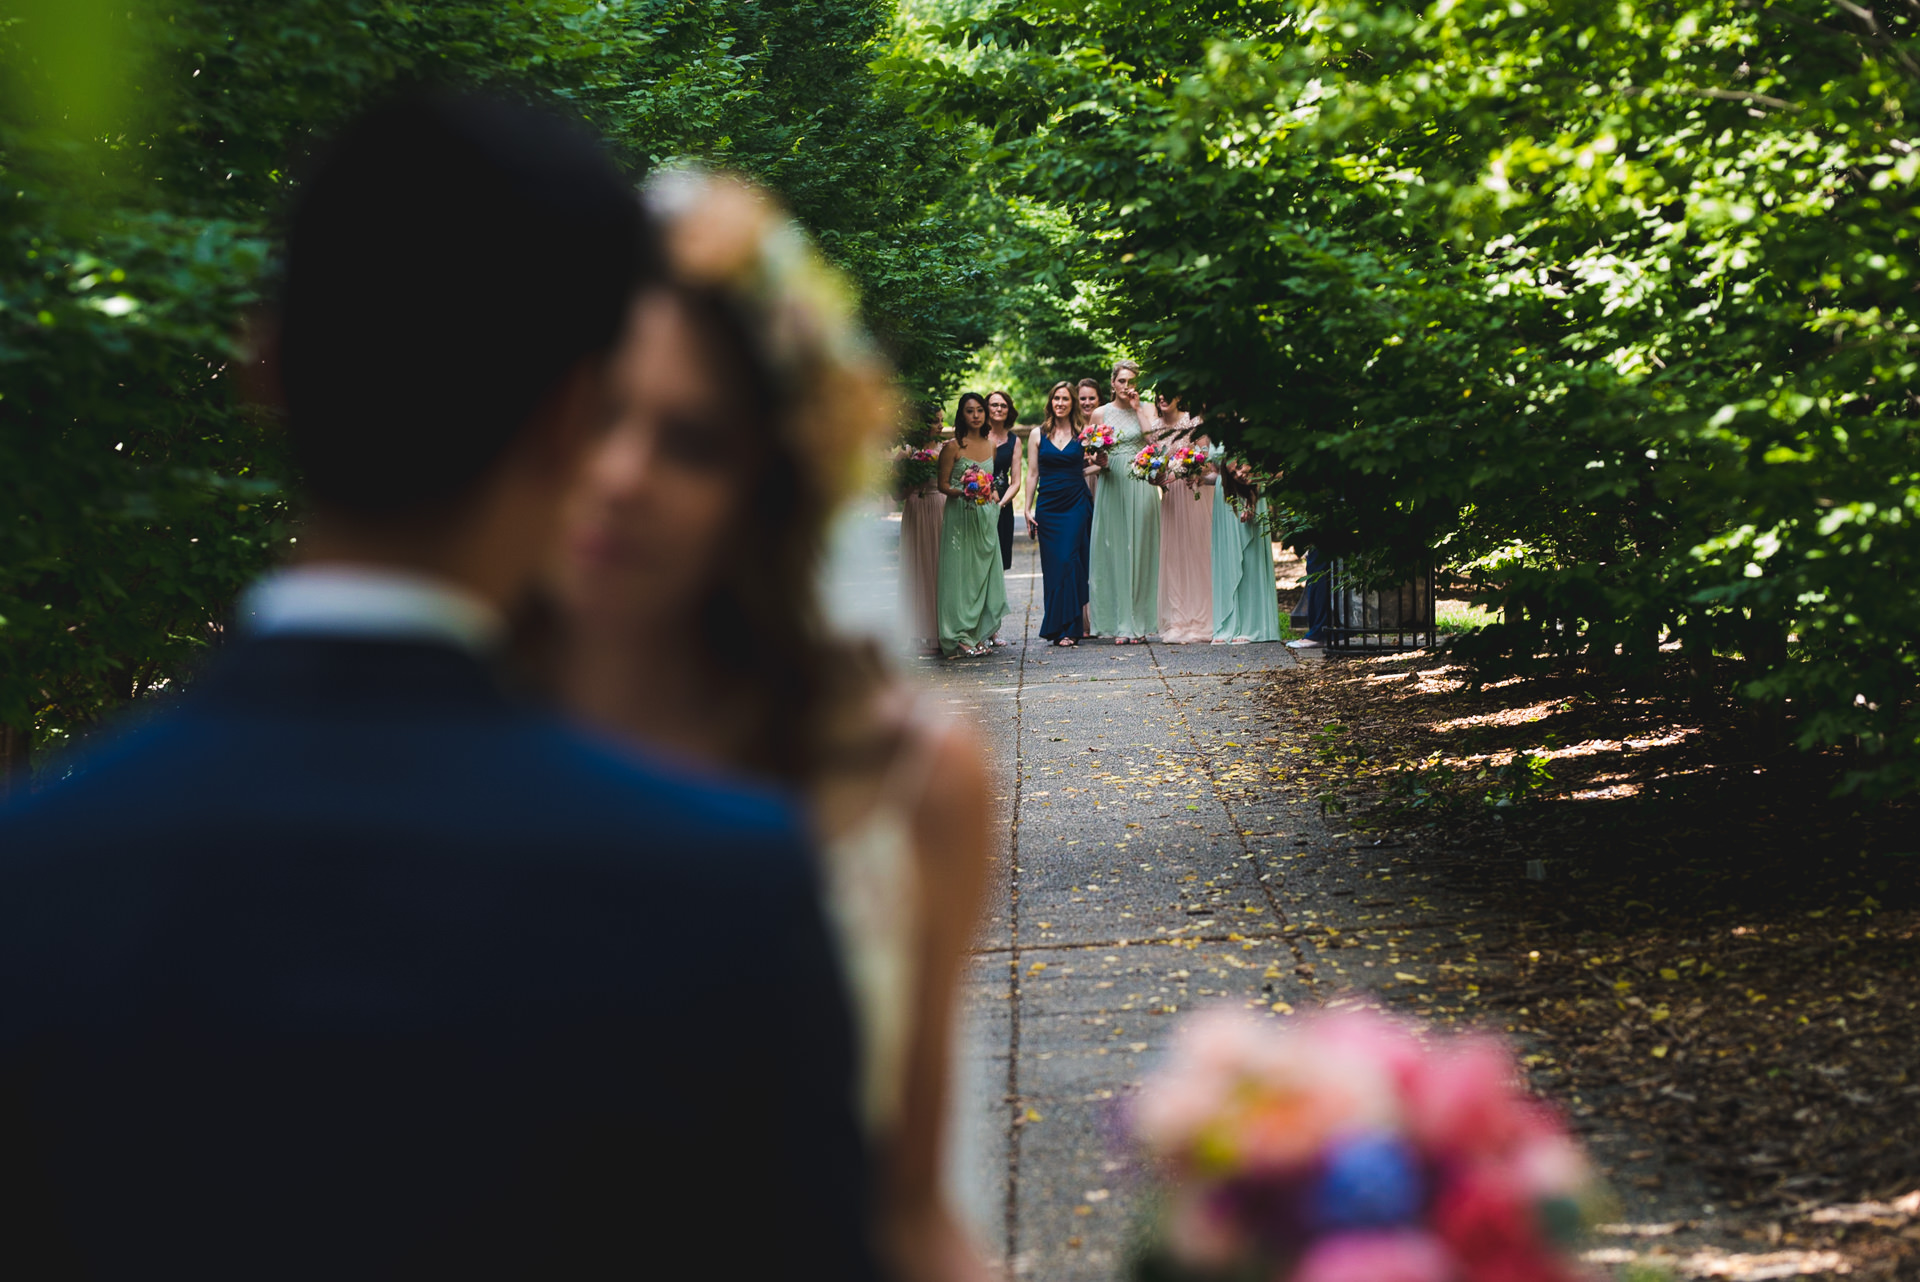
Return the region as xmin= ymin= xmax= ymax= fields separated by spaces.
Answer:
xmin=1828 ymin=0 xmax=1920 ymax=81
xmin=1622 ymin=84 xmax=1801 ymax=112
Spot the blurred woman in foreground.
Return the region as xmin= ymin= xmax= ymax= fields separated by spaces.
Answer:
xmin=546 ymin=170 xmax=992 ymax=1282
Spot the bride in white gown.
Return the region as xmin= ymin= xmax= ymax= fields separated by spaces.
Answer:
xmin=534 ymin=170 xmax=994 ymax=1282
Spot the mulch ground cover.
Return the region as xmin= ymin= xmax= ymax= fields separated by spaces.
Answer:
xmin=1256 ymin=648 xmax=1920 ymax=1277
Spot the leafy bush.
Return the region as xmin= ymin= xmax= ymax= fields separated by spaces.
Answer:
xmin=2 ymin=0 xmax=990 ymax=767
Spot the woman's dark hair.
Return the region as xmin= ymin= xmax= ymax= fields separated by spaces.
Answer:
xmin=987 ymin=389 xmax=1019 ymax=429
xmin=666 ymin=284 xmax=870 ymax=781
xmin=1076 ymin=377 xmax=1101 ymax=395
xmin=953 ymin=392 xmax=988 ymax=443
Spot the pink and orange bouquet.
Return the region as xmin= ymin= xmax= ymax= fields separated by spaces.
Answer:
xmin=1129 ymin=1009 xmax=1600 ymax=1282
xmin=955 ymin=461 xmax=997 ymax=506
xmin=1080 ymin=421 xmax=1118 ymax=453
xmin=1129 ymin=442 xmax=1171 ymax=483
xmin=1166 ymin=442 xmax=1211 ymax=492
xmin=891 ymin=442 xmax=942 ymax=495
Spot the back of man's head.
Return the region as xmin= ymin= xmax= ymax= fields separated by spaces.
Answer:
xmin=280 ymin=93 xmax=652 ymax=516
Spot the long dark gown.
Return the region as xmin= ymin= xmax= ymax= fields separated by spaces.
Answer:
xmin=993 ymin=434 xmax=1016 ymax=571
xmin=1035 ymin=431 xmax=1093 ymax=640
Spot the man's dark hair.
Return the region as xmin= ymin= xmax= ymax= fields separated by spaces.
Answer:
xmin=280 ymin=93 xmax=654 ymax=515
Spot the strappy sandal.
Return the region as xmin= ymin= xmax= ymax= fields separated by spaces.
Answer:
xmin=1053 ymin=637 xmax=1077 ymax=647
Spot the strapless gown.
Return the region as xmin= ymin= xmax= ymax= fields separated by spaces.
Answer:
xmin=1157 ymin=429 xmax=1214 ymax=643
xmin=936 ymin=458 xmax=1008 ymax=655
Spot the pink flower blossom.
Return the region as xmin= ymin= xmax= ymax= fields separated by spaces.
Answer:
xmin=1291 ymin=1230 xmax=1457 ymax=1282
xmin=1403 ymin=1036 xmax=1531 ymax=1158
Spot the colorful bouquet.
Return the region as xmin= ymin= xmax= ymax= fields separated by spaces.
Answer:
xmin=1130 ymin=1009 xmax=1600 ymax=1282
xmin=956 ymin=461 xmax=998 ymax=506
xmin=1130 ymin=442 xmax=1171 ymax=483
xmin=1167 ymin=442 xmax=1211 ymax=494
xmin=892 ymin=442 xmax=941 ymax=496
xmin=1081 ymin=421 xmax=1118 ymax=453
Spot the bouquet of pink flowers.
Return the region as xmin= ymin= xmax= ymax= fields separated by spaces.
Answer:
xmin=892 ymin=442 xmax=941 ymax=496
xmin=955 ymin=461 xmax=997 ymax=506
xmin=1130 ymin=442 xmax=1171 ymax=483
xmin=1166 ymin=442 xmax=1211 ymax=492
xmin=1130 ymin=1009 xmax=1599 ymax=1282
xmin=1080 ymin=421 xmax=1118 ymax=453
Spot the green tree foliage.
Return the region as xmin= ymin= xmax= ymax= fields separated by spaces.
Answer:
xmin=904 ymin=0 xmax=1920 ymax=795
xmin=1 ymin=0 xmax=986 ymax=763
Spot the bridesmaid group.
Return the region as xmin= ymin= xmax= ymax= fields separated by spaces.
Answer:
xmin=904 ymin=361 xmax=1281 ymax=656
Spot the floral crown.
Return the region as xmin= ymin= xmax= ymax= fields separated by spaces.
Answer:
xmin=645 ymin=167 xmax=876 ymax=392
xmin=641 ymin=165 xmax=895 ymax=505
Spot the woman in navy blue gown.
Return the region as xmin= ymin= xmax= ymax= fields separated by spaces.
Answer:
xmin=1024 ymin=379 xmax=1096 ymax=645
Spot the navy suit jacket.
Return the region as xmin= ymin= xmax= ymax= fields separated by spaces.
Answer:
xmin=0 ymin=637 xmax=878 ymax=1280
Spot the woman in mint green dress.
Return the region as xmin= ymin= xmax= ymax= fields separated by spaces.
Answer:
xmin=936 ymin=393 xmax=1008 ymax=656
xmin=1211 ymin=451 xmax=1283 ymax=643
xmin=1087 ymin=360 xmax=1161 ymax=642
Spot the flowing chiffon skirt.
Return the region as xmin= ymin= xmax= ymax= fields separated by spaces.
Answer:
xmin=1211 ymin=482 xmax=1282 ymax=643
xmin=1088 ymin=409 xmax=1160 ymax=638
xmin=1157 ymin=476 xmax=1214 ymax=642
xmin=937 ymin=496 xmax=1008 ymax=656
xmin=899 ymin=488 xmax=945 ymax=646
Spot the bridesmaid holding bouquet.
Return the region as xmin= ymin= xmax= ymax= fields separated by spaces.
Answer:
xmin=1211 ymin=452 xmax=1284 ymax=643
xmin=1025 ymin=380 xmax=1097 ymax=645
xmin=898 ymin=403 xmax=947 ymax=651
xmin=1153 ymin=392 xmax=1214 ymax=644
xmin=1087 ymin=360 xmax=1161 ymax=643
xmin=936 ymin=393 xmax=1008 ymax=657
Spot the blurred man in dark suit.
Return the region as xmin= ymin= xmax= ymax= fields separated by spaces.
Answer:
xmin=0 ymin=94 xmax=877 ymax=1281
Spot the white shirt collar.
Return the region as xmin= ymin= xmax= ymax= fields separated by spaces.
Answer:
xmin=239 ymin=565 xmax=505 ymax=653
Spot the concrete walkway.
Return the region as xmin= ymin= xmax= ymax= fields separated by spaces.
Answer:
xmin=910 ymin=532 xmax=1792 ymax=1282
xmin=921 ymin=535 xmax=1313 ymax=1279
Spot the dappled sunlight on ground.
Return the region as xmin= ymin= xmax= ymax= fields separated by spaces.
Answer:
xmin=1430 ymin=699 xmax=1564 ymax=731
xmin=1237 ymin=648 xmax=1920 ymax=1278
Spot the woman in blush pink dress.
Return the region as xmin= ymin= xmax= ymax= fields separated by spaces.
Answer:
xmin=899 ymin=404 xmax=947 ymax=651
xmin=1153 ymin=392 xmax=1214 ymax=643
